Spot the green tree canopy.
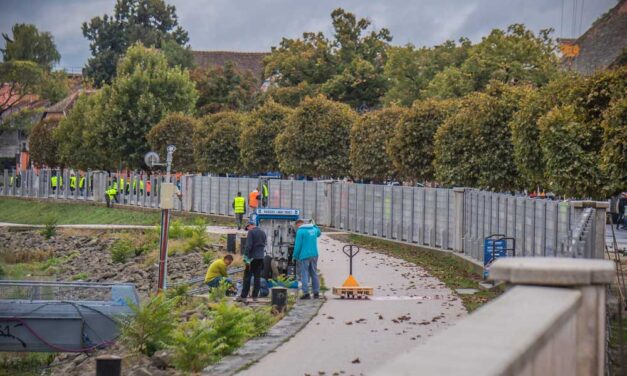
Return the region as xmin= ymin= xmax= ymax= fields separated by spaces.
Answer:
xmin=29 ymin=118 xmax=60 ymax=168
xmin=55 ymin=91 xmax=112 ymax=170
xmin=276 ymin=95 xmax=356 ymax=177
xmin=0 ymin=60 xmax=44 ymax=117
xmin=384 ymin=39 xmax=471 ymax=106
xmin=239 ymin=99 xmax=292 ymax=174
xmin=600 ymin=98 xmax=627 ymax=196
xmin=1 ymin=23 xmax=61 ymax=71
xmin=539 ymin=105 xmax=603 ymax=198
xmin=82 ymin=0 xmax=190 ymax=86
xmin=194 ymin=112 xmax=244 ymax=174
xmin=147 ymin=112 xmax=198 ymax=172
xmin=434 ymin=83 xmax=524 ymax=190
xmin=100 ymin=44 xmax=197 ymax=168
xmin=263 ymin=8 xmax=391 ymax=109
xmin=389 ymin=99 xmax=456 ymax=183
xmin=191 ymin=62 xmax=257 ymax=115
xmin=350 ymin=106 xmax=405 ymax=181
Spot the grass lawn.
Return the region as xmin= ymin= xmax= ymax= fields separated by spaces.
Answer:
xmin=0 ymin=197 xmax=233 ymax=226
xmin=328 ymin=233 xmax=503 ymax=312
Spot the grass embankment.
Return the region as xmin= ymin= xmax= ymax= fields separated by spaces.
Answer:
xmin=329 ymin=233 xmax=502 ymax=312
xmin=0 ymin=197 xmax=233 ymax=226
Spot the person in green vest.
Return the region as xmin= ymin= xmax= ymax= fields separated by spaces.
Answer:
xmin=79 ymin=174 xmax=86 ymax=194
xmin=69 ymin=173 xmax=77 ymax=192
xmin=105 ymin=177 xmax=119 ymax=208
xmin=261 ymin=183 xmax=269 ymax=207
xmin=232 ymin=192 xmax=246 ymax=230
xmin=50 ymin=173 xmax=62 ymax=192
xmin=132 ymin=178 xmax=145 ymax=195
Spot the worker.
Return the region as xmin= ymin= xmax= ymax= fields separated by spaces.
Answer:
xmin=105 ymin=177 xmax=118 ymax=208
xmin=132 ymin=177 xmax=145 ymax=195
xmin=50 ymin=173 xmax=62 ymax=192
xmin=232 ymin=192 xmax=246 ymax=230
xmin=79 ymin=174 xmax=86 ymax=194
xmin=236 ymin=220 xmax=267 ymax=302
xmin=261 ymin=182 xmax=269 ymax=207
xmin=69 ymin=173 xmax=77 ymax=192
xmin=249 ymin=188 xmax=259 ymax=210
xmin=204 ymin=254 xmax=235 ymax=292
xmin=293 ymin=219 xmax=321 ymax=299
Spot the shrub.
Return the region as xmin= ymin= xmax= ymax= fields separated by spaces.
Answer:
xmin=207 ymin=279 xmax=231 ymax=303
xmin=239 ymin=99 xmax=292 ymax=174
xmin=170 ymin=318 xmax=216 ymax=372
xmin=71 ymin=272 xmax=89 ymax=281
xmin=206 ymin=301 xmax=254 ymax=357
xmin=388 ymin=99 xmax=455 ymax=183
xmin=350 ymin=106 xmax=405 ymax=181
xmin=147 ymin=113 xmax=198 ymax=172
xmin=248 ymin=306 xmax=275 ymax=337
xmin=29 ymin=119 xmax=60 ymax=168
xmin=600 ymin=98 xmax=627 ymax=196
xmin=111 ymin=239 xmax=134 ymax=263
xmin=193 ymin=112 xmax=245 ymax=174
xmin=184 ymin=231 xmax=208 ymax=253
xmin=40 ymin=216 xmax=57 ymax=239
xmin=120 ymin=294 xmax=177 ymax=356
xmin=276 ymin=95 xmax=356 ymax=177
xmin=202 ymin=252 xmax=213 ymax=265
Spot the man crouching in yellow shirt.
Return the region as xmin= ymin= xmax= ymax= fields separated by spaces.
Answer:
xmin=205 ymin=254 xmax=235 ymax=293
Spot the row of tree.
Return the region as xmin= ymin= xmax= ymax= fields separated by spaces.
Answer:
xmin=28 ymin=41 xmax=626 ymax=199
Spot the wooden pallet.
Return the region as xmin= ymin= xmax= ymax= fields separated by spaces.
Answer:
xmin=332 ymin=286 xmax=373 ymax=299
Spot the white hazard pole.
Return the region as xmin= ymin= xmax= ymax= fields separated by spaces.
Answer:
xmin=157 ymin=145 xmax=176 ymax=292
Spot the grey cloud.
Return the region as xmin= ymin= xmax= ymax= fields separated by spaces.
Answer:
xmin=0 ymin=0 xmax=617 ymax=69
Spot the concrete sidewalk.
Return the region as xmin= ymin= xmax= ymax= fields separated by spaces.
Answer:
xmin=237 ymin=235 xmax=466 ymax=376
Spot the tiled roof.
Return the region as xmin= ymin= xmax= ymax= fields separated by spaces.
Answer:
xmin=561 ymin=0 xmax=627 ymax=75
xmin=192 ymin=51 xmax=269 ymax=80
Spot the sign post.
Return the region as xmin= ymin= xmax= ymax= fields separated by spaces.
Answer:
xmin=145 ymin=146 xmax=176 ymax=292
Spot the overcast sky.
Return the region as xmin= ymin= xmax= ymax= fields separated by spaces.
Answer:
xmin=0 ymin=0 xmax=618 ymax=70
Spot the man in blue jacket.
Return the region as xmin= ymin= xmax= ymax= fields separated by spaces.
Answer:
xmin=293 ymin=219 xmax=321 ymax=299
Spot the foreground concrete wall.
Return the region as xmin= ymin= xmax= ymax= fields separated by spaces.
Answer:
xmin=374 ymin=258 xmax=614 ymax=376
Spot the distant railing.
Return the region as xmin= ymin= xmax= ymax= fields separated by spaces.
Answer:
xmin=0 ymin=169 xmax=608 ymax=264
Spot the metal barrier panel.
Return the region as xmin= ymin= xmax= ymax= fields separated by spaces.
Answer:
xmin=383 ymin=186 xmax=392 ymax=238
xmin=545 ymin=201 xmax=558 ymax=256
xmin=401 ymin=187 xmax=413 ymax=242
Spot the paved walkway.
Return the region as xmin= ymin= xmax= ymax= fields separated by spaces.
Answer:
xmin=237 ymin=235 xmax=466 ymax=376
xmin=606 ymin=225 xmax=627 ymax=253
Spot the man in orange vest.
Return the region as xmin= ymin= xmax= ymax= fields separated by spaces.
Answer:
xmin=249 ymin=189 xmax=260 ymax=210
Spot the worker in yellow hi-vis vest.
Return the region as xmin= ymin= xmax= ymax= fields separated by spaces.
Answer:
xmin=232 ymin=192 xmax=246 ymax=230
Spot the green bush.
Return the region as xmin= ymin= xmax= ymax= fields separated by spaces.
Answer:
xmin=350 ymin=106 xmax=405 ymax=181
xmin=206 ymin=301 xmax=254 ymax=357
xmin=71 ymin=272 xmax=89 ymax=281
xmin=184 ymin=231 xmax=209 ymax=253
xmin=40 ymin=216 xmax=57 ymax=239
xmin=111 ymin=239 xmax=134 ymax=263
xmin=207 ymin=279 xmax=231 ymax=303
xmin=170 ymin=318 xmax=217 ymax=372
xmin=248 ymin=306 xmax=275 ymax=337
xmin=120 ymin=294 xmax=177 ymax=356
xmin=275 ymin=95 xmax=356 ymax=177
xmin=388 ymin=99 xmax=455 ymax=182
xmin=202 ymin=252 xmax=214 ymax=265
xmin=193 ymin=112 xmax=245 ymax=174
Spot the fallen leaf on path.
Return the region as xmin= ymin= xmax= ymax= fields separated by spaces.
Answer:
xmin=351 ymin=358 xmax=360 ymax=364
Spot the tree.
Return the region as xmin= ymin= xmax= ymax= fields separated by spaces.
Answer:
xmin=461 ymin=25 xmax=557 ymax=92
xmin=422 ymin=67 xmax=474 ymax=99
xmin=263 ymin=8 xmax=391 ymax=108
xmin=0 ymin=60 xmax=43 ymax=118
xmin=275 ymin=95 xmax=356 ymax=177
xmin=82 ymin=0 xmax=190 ymax=86
xmin=384 ymin=39 xmax=471 ymax=105
xmin=29 ymin=118 xmax=60 ymax=167
xmin=56 ymin=91 xmax=112 ymax=170
xmin=350 ymin=106 xmax=405 ymax=181
xmin=100 ymin=44 xmax=197 ymax=168
xmin=260 ymin=82 xmax=316 ymax=107
xmin=147 ymin=113 xmax=198 ymax=172
xmin=600 ymin=99 xmax=627 ymax=196
xmin=389 ymin=99 xmax=455 ymax=183
xmin=1 ymin=23 xmax=60 ymax=71
xmin=191 ymin=62 xmax=257 ymax=115
xmin=434 ymin=83 xmax=523 ymax=190
xmin=194 ymin=112 xmax=245 ymax=174
xmin=239 ymin=99 xmax=292 ymax=174
xmin=161 ymin=39 xmax=194 ymax=69
xmin=539 ymin=105 xmax=603 ymax=198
